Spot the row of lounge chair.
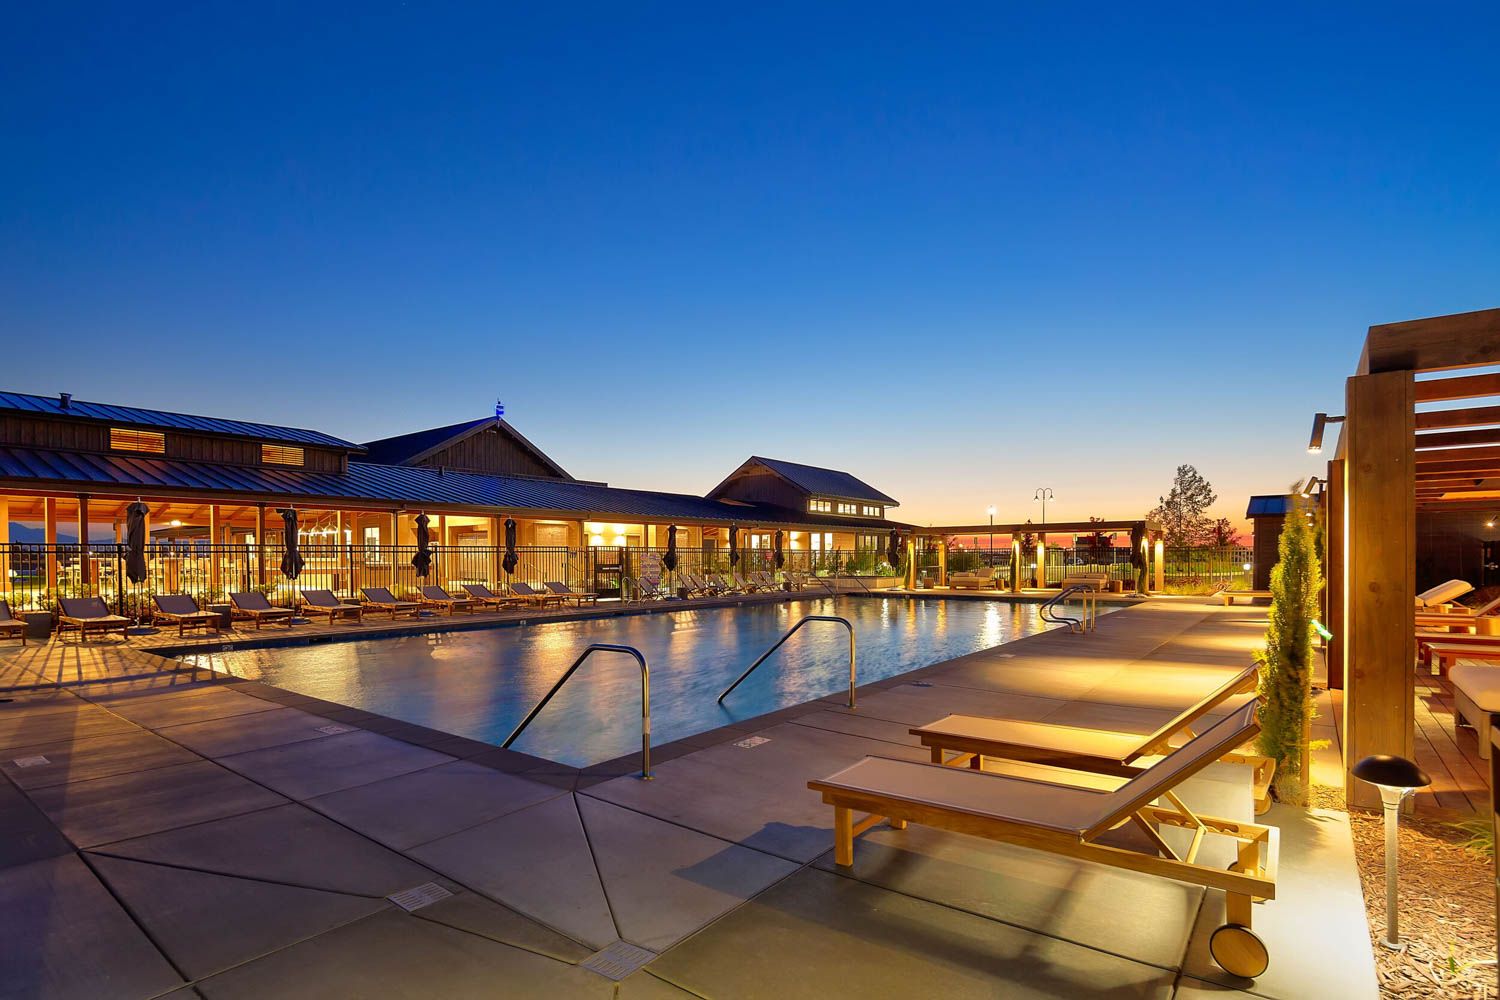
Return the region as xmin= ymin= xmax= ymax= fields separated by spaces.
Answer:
xmin=631 ymin=570 xmax=802 ymax=601
xmin=810 ymin=662 xmax=1278 ymax=979
xmin=0 ymin=581 xmax=604 ymax=643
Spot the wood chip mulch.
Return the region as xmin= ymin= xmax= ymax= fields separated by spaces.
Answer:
xmin=1310 ymin=784 xmax=1496 ymax=999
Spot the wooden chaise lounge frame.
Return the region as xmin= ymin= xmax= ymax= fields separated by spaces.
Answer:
xmin=57 ymin=597 xmax=133 ymax=642
xmin=230 ymin=592 xmax=296 ymax=629
xmin=360 ymin=587 xmax=421 ymax=619
xmin=0 ymin=600 xmax=29 ymax=645
xmin=909 ymin=662 xmax=1275 ymax=812
xmin=151 ymin=594 xmax=223 ymax=636
xmin=810 ymin=700 xmax=1278 ymax=980
xmin=417 ymin=586 xmax=479 ymax=615
xmin=461 ymin=584 xmax=524 ymax=610
xmin=299 ymin=589 xmax=364 ymax=624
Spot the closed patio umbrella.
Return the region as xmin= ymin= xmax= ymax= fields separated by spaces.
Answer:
xmin=728 ymin=525 xmax=739 ymax=566
xmin=411 ymin=513 xmax=433 ymax=579
xmin=887 ymin=528 xmax=901 ymax=569
xmin=663 ymin=525 xmax=678 ymax=573
xmin=503 ymin=518 xmax=518 ymax=576
xmin=279 ymin=508 xmax=305 ymax=580
xmin=773 ymin=529 xmax=784 ymax=569
xmin=124 ymin=500 xmax=149 ymax=584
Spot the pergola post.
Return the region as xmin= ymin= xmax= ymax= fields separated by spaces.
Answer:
xmin=209 ymin=505 xmax=222 ymax=593
xmin=1343 ymin=370 xmax=1415 ymax=808
xmin=1153 ymin=537 xmax=1164 ymax=594
xmin=255 ymin=504 xmax=268 ymax=587
xmin=489 ymin=516 xmax=501 ymax=588
xmin=1010 ymin=533 xmax=1021 ymax=592
xmin=936 ymin=539 xmax=947 ymax=587
xmin=1035 ymin=533 xmax=1046 ymax=588
xmin=0 ymin=496 xmax=8 ymax=597
xmin=1325 ymin=459 xmax=1346 ymax=691
xmin=76 ymin=494 xmax=90 ymax=594
xmin=44 ymin=497 xmax=58 ymax=594
xmin=904 ymin=539 xmax=917 ymax=589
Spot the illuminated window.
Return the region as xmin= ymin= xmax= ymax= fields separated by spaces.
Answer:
xmin=837 ymin=503 xmax=857 ymax=515
xmin=862 ymin=506 xmax=881 ymax=517
xmin=808 ymin=499 xmax=831 ymax=513
xmin=110 ymin=428 xmax=165 ymax=454
xmin=262 ymin=444 xmax=304 ymax=466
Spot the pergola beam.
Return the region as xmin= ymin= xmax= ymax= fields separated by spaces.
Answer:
xmin=1413 ymin=372 xmax=1500 ymax=403
xmin=1361 ymin=307 xmax=1500 ymax=375
xmin=1414 ymin=405 xmax=1500 ymax=430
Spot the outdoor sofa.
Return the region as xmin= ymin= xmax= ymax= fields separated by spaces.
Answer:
xmin=949 ymin=567 xmax=995 ymax=589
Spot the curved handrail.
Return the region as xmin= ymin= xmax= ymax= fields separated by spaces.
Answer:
xmin=501 ymin=643 xmax=653 ymax=779
xmin=718 ymin=615 xmax=857 ymax=708
xmin=1041 ymin=584 xmax=1096 ymax=634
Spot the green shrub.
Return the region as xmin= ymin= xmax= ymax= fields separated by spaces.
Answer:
xmin=1254 ymin=491 xmax=1322 ymax=805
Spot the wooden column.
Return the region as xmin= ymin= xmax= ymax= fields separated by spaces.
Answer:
xmin=904 ymin=539 xmax=917 ymax=589
xmin=1325 ymin=459 xmax=1346 ymax=691
xmin=489 ymin=516 xmax=501 ymax=587
xmin=209 ymin=505 xmax=222 ymax=593
xmin=44 ymin=497 xmax=58 ymax=593
xmin=1035 ymin=534 xmax=1046 ymax=588
xmin=255 ymin=504 xmax=267 ymax=586
xmin=1010 ymin=534 xmax=1021 ymax=592
xmin=76 ymin=494 xmax=91 ymax=594
xmin=936 ymin=540 xmax=948 ymax=587
xmin=1153 ymin=539 xmax=1165 ymax=594
xmin=390 ymin=511 xmax=401 ymax=591
xmin=0 ymin=496 xmax=9 ymax=597
xmin=1343 ymin=371 xmax=1415 ymax=808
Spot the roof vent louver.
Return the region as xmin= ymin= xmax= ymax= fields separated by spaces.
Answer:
xmin=58 ymin=393 xmax=71 ymax=410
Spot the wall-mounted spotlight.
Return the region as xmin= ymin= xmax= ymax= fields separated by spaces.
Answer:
xmin=1299 ymin=476 xmax=1324 ymax=498
xmin=1307 ymin=412 xmax=1345 ymax=454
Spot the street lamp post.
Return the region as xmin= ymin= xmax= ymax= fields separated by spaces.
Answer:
xmin=986 ymin=506 xmax=995 ymax=566
xmin=1032 ymin=488 xmax=1054 ymax=524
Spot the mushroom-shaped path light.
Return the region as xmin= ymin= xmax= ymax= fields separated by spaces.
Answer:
xmin=1352 ymin=754 xmax=1432 ymax=951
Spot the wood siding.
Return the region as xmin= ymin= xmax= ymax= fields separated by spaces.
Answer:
xmin=712 ymin=466 xmax=806 ymax=509
xmin=417 ymin=427 xmax=565 ymax=479
xmin=0 ymin=414 xmax=347 ymax=471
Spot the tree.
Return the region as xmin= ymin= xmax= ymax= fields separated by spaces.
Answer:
xmin=1255 ymin=491 xmax=1322 ymax=805
xmin=1149 ymin=465 xmax=1218 ymax=549
xmin=1207 ymin=517 xmax=1239 ymax=547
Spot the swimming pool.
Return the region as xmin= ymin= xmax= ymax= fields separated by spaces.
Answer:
xmin=184 ymin=596 xmax=1110 ymax=766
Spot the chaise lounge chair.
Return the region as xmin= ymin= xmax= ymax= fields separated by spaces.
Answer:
xmin=360 ymin=587 xmax=421 ymax=619
xmin=462 ymin=583 xmax=524 ymax=611
xmin=810 ymin=700 xmax=1278 ymax=980
xmin=734 ymin=572 xmax=760 ymax=592
xmin=1416 ymin=579 xmax=1473 ymax=610
xmin=909 ymin=662 xmax=1275 ymax=812
xmin=418 ymin=586 xmax=479 ymax=615
xmin=57 ymin=597 xmax=133 ymax=642
xmin=507 ymin=582 xmax=565 ymax=607
xmin=544 ymin=581 xmax=598 ymax=607
xmin=753 ymin=571 xmax=780 ymax=591
xmin=300 ymin=589 xmax=364 ymax=624
xmin=230 ymin=592 xmax=297 ymax=629
xmin=630 ymin=577 xmax=666 ymax=602
xmin=0 ymin=600 xmax=29 ymax=645
xmin=151 ymin=594 xmax=224 ymax=636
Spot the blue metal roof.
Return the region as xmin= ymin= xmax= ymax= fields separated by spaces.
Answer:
xmin=0 ymin=446 xmax=904 ymax=529
xmin=1246 ymin=495 xmax=1292 ymax=517
xmin=737 ymin=456 xmax=898 ymax=506
xmin=0 ymin=391 xmax=360 ymax=450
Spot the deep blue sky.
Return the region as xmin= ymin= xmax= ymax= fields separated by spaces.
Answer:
xmin=3 ymin=4 xmax=1497 ymax=528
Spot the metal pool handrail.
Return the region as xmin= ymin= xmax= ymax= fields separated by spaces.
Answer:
xmin=717 ymin=615 xmax=857 ymax=708
xmin=1040 ymin=584 xmax=1096 ymax=634
xmin=501 ymin=643 xmax=653 ymax=780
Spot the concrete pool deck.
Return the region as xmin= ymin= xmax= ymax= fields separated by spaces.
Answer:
xmin=0 ymin=599 xmax=1377 ymax=998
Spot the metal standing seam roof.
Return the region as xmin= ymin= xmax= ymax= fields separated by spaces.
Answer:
xmin=0 ymin=391 xmax=361 ymax=451
xmin=716 ymin=456 xmax=899 ymax=506
xmin=0 ymin=446 xmax=910 ymax=529
xmin=359 ymin=415 xmax=572 ymax=479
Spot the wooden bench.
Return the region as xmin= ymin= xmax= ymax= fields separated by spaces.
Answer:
xmin=1218 ymin=590 xmax=1272 ymax=606
xmin=1424 ymin=643 xmax=1500 ymax=678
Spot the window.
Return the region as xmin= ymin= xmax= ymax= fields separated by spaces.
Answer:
xmin=110 ymin=428 xmax=165 ymax=454
xmin=862 ymin=506 xmax=881 ymax=517
xmin=837 ymin=502 xmax=857 ymax=515
xmin=363 ymin=526 xmax=382 ymax=561
xmin=808 ymin=499 xmax=831 ymax=513
xmin=262 ymin=444 xmax=304 ymax=466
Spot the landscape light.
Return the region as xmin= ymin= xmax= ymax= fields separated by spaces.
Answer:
xmin=1351 ymin=755 xmax=1431 ymax=951
xmin=1307 ymin=412 xmax=1345 ymax=454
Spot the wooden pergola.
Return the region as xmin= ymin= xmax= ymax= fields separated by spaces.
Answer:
xmin=1325 ymin=306 xmax=1500 ymax=806
xmin=908 ymin=519 xmax=1161 ymax=593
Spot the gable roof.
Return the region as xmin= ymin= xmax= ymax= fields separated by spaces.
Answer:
xmin=709 ymin=456 xmax=898 ymax=507
xmin=361 ymin=416 xmax=572 ymax=480
xmin=0 ymin=390 xmax=360 ymax=450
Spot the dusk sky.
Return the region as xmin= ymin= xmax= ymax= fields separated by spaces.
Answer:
xmin=4 ymin=4 xmax=1497 ymax=531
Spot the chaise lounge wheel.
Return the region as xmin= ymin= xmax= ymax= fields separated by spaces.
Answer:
xmin=1209 ymin=924 xmax=1268 ymax=979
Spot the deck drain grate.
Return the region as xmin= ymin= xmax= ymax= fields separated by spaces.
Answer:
xmin=733 ymin=736 xmax=771 ymax=749
xmin=387 ymin=882 xmax=453 ymax=911
xmin=12 ymin=755 xmax=49 ymax=768
xmin=314 ymin=724 xmax=355 ymax=735
xmin=580 ymin=941 xmax=657 ymax=981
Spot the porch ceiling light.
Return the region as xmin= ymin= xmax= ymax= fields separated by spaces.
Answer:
xmin=1307 ymin=412 xmax=1345 ymax=454
xmin=1352 ymin=754 xmax=1431 ymax=952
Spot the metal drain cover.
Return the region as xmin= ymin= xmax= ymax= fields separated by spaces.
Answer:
xmin=314 ymin=724 xmax=354 ymax=735
xmin=580 ymin=941 xmax=657 ymax=981
xmin=387 ymin=882 xmax=453 ymax=911
xmin=12 ymin=755 xmax=49 ymax=768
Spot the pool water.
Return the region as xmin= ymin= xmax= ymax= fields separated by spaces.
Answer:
xmin=185 ymin=596 xmax=1108 ymax=766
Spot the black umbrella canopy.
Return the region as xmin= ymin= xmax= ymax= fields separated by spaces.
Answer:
xmin=502 ymin=518 xmax=519 ymax=576
xmin=887 ymin=529 xmax=901 ymax=569
xmin=663 ymin=525 xmax=679 ymax=573
xmin=411 ymin=513 xmax=433 ymax=579
xmin=124 ymin=500 xmax=149 ymax=585
xmin=279 ymin=508 xmax=306 ymax=580
xmin=773 ymin=529 xmax=784 ymax=568
xmin=728 ymin=525 xmax=739 ymax=566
